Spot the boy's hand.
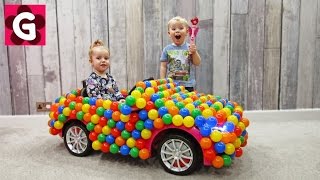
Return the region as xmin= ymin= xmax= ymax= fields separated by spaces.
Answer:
xmin=189 ymin=43 xmax=197 ymax=55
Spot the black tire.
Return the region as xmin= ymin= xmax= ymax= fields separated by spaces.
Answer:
xmin=157 ymin=134 xmax=201 ymax=175
xmin=63 ymin=122 xmax=92 ymax=157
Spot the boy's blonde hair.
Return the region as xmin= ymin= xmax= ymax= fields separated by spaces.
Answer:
xmin=88 ymin=39 xmax=110 ymax=59
xmin=167 ymin=16 xmax=189 ymax=30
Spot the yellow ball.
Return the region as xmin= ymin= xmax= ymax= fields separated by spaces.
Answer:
xmin=150 ymin=80 xmax=157 ymax=87
xmin=136 ymin=98 xmax=146 ymax=109
xmin=145 ymin=87 xmax=155 ymax=96
xmin=131 ymin=90 xmax=142 ymax=99
xmin=82 ymin=104 xmax=90 ymax=113
xmin=163 ymin=90 xmax=170 ymax=98
xmin=185 ymin=103 xmax=195 ymax=113
xmin=202 ymin=109 xmax=213 ymax=119
xmin=222 ymin=108 xmax=231 ymax=117
xmin=59 ymin=97 xmax=66 ymax=106
xmin=126 ymin=137 xmax=136 ymax=148
xmin=54 ymin=121 xmax=64 ymax=129
xmin=200 ymin=103 xmax=209 ymax=109
xmin=141 ymin=129 xmax=152 ymax=139
xmin=148 ymin=109 xmax=158 ymax=120
xmin=91 ymin=114 xmax=100 ymax=124
xmin=233 ymin=138 xmax=241 ymax=148
xmin=224 ymin=143 xmax=235 ymax=155
xmin=49 ymin=112 xmax=54 ymax=119
xmin=92 ymin=140 xmax=102 ymax=150
xmin=183 ymin=116 xmax=194 ymax=128
xmin=172 ymin=115 xmax=183 ymax=126
xmin=199 ymin=96 xmax=207 ymax=103
xmin=165 ymin=100 xmax=175 ymax=108
xmin=184 ymin=98 xmax=193 ymax=104
xmin=238 ymin=122 xmax=246 ymax=131
xmin=214 ymin=102 xmax=223 ymax=110
xmin=210 ymin=130 xmax=222 ymax=142
xmin=103 ymin=99 xmax=112 ymax=109
xmin=62 ymin=107 xmax=71 ymax=116
xmin=227 ymin=115 xmax=238 ymax=125
xmin=120 ymin=114 xmax=130 ymax=122
xmin=102 ymin=126 xmax=111 ymax=135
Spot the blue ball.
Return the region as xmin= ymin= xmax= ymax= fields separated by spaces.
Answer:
xmin=121 ymin=104 xmax=131 ymax=115
xmin=206 ymin=101 xmax=213 ymax=106
xmin=214 ymin=142 xmax=226 ymax=153
xmin=104 ymin=109 xmax=113 ymax=119
xmin=131 ymin=129 xmax=141 ymax=139
xmin=241 ymin=130 xmax=247 ymax=136
xmin=233 ymin=112 xmax=241 ymax=120
xmin=145 ymin=81 xmax=151 ymax=87
xmin=105 ymin=135 xmax=115 ymax=144
xmin=139 ymin=110 xmax=148 ymax=120
xmin=207 ymin=117 xmax=218 ymax=127
xmin=224 ymin=121 xmax=235 ymax=132
xmin=120 ymin=145 xmax=130 ymax=155
xmin=116 ymin=121 xmax=125 ymax=131
xmin=226 ymin=102 xmax=234 ymax=108
xmin=166 ymin=84 xmax=171 ymax=89
xmin=179 ymin=108 xmax=190 ymax=117
xmin=200 ymin=126 xmax=211 ymax=137
xmin=55 ymin=97 xmax=61 ymax=103
xmin=195 ymin=115 xmax=206 ymax=128
xmin=144 ymin=119 xmax=154 ymax=130
xmin=89 ymin=97 xmax=97 ymax=105
xmin=173 ymin=99 xmax=178 ymax=103
xmin=151 ymin=94 xmax=160 ymax=102
xmin=49 ymin=120 xmax=55 ymax=127
xmin=158 ymin=106 xmax=168 ymax=117
xmin=58 ymin=106 xmax=64 ymax=114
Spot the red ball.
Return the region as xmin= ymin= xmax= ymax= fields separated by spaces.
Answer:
xmin=89 ymin=132 xmax=98 ymax=141
xmin=204 ymin=149 xmax=216 ymax=161
xmin=69 ymin=110 xmax=77 ymax=119
xmin=111 ymin=128 xmax=121 ymax=137
xmin=234 ymin=127 xmax=242 ymax=137
xmin=110 ymin=102 xmax=119 ymax=111
xmin=53 ymin=111 xmax=59 ymax=119
xmin=75 ymin=96 xmax=83 ymax=103
xmin=49 ymin=127 xmax=60 ymax=135
xmin=99 ymin=117 xmax=107 ymax=126
xmin=89 ymin=105 xmax=97 ymax=115
xmin=145 ymin=101 xmax=155 ymax=111
xmin=125 ymin=121 xmax=135 ymax=132
xmin=129 ymin=112 xmax=139 ymax=123
xmin=235 ymin=147 xmax=243 ymax=157
xmin=101 ymin=142 xmax=110 ymax=153
xmin=64 ymin=99 xmax=72 ymax=107
xmin=135 ymin=139 xmax=146 ymax=149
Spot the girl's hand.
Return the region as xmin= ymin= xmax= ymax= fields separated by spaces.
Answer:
xmin=189 ymin=43 xmax=197 ymax=55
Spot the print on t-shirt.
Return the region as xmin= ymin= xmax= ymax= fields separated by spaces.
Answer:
xmin=167 ymin=49 xmax=190 ymax=81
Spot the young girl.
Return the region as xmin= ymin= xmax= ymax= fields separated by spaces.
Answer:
xmin=86 ymin=40 xmax=124 ymax=101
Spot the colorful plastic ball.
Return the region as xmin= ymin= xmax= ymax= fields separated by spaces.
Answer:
xmin=155 ymin=99 xmax=165 ymax=108
xmin=82 ymin=97 xmax=90 ymax=104
xmin=227 ymin=115 xmax=239 ymax=125
xmin=126 ymin=137 xmax=136 ymax=148
xmin=81 ymin=104 xmax=90 ymax=113
xmin=172 ymin=115 xmax=183 ymax=126
xmin=112 ymin=111 xmax=121 ymax=121
xmin=91 ymin=114 xmax=100 ymax=124
xmin=138 ymin=110 xmax=148 ymax=120
xmin=53 ymin=120 xmax=63 ymax=130
xmin=235 ymin=147 xmax=243 ymax=157
xmin=131 ymin=129 xmax=141 ymax=139
xmin=145 ymin=87 xmax=155 ymax=96
xmin=89 ymin=132 xmax=98 ymax=141
xmin=136 ymin=81 xmax=146 ymax=89
xmin=233 ymin=112 xmax=241 ymax=120
xmin=121 ymin=130 xmax=131 ymax=140
xmin=89 ymin=97 xmax=97 ymax=106
xmin=204 ymin=148 xmax=216 ymax=161
xmin=86 ymin=122 xmax=95 ymax=131
xmin=144 ymin=119 xmax=154 ymax=130
xmin=221 ymin=132 xmax=231 ymax=144
xmin=68 ymin=101 xmax=76 ymax=110
xmin=158 ymin=106 xmax=168 ymax=117
xmin=165 ymin=100 xmax=175 ymax=108
xmin=234 ymin=127 xmax=242 ymax=137
xmin=58 ymin=106 xmax=64 ymax=114
xmin=214 ymin=142 xmax=226 ymax=153
xmin=136 ymin=98 xmax=146 ymax=109
xmin=179 ymin=108 xmax=190 ymax=117
xmin=141 ymin=129 xmax=152 ymax=139
xmin=103 ymin=99 xmax=112 ymax=109
xmin=58 ymin=114 xmax=67 ymax=123
xmin=120 ymin=145 xmax=130 ymax=155
xmin=101 ymin=142 xmax=110 ymax=153
xmin=130 ymin=147 xmax=139 ymax=158
xmin=238 ymin=122 xmax=246 ymax=131
xmin=210 ymin=130 xmax=222 ymax=142
xmin=125 ymin=95 xmax=136 ymax=106
xmin=48 ymin=119 xmax=55 ymax=127
xmin=202 ymin=109 xmax=213 ymax=119
xmin=83 ymin=113 xmax=92 ymax=123
xmin=111 ymin=128 xmax=121 ymax=137
xmin=102 ymin=126 xmax=111 ymax=135
xmin=135 ymin=120 xmax=145 ymax=131
xmin=224 ymin=121 xmax=235 ymax=132
xmin=139 ymin=148 xmax=150 ymax=160
xmin=107 ymin=119 xmax=116 ymax=128
xmin=110 ymin=144 xmax=119 ymax=154
xmin=99 ymin=117 xmax=107 ymax=127
xmin=206 ymin=117 xmax=218 ymax=127
xmin=154 ymin=118 xmax=164 ymax=129
xmin=75 ymin=103 xmax=83 ymax=112
xmin=110 ymin=101 xmax=119 ymax=111
xmin=115 ymin=136 xmax=125 ymax=146
xmin=104 ymin=109 xmax=113 ymax=119
xmin=145 ymin=81 xmax=151 ymax=87
xmin=168 ymin=106 xmax=179 ymax=116
xmin=105 ymin=135 xmax=115 ymax=144
xmin=162 ymin=114 xmax=173 ymax=125
xmin=92 ymin=140 xmax=102 ymax=150
xmin=241 ymin=118 xmax=250 ymax=127
xmin=222 ymin=154 xmax=232 ymax=167
xmin=233 ymin=138 xmax=241 ymax=148
xmin=98 ymin=133 xmax=106 ymax=143
xmin=89 ymin=106 xmax=97 ymax=115
xmin=200 ymin=137 xmax=212 ymax=149
xmin=131 ymin=90 xmax=142 ymax=99
xmin=195 ymin=115 xmax=206 ymax=128
xmin=135 ymin=139 xmax=146 ymax=149
xmin=175 ymin=102 xmax=185 ymax=109
xmin=129 ymin=112 xmax=139 ymax=123
xmin=200 ymin=126 xmax=211 ymax=137
xmin=148 ymin=109 xmax=158 ymax=120
xmin=116 ymin=121 xmax=125 ymax=131
xmin=120 ymin=105 xmax=131 ymax=115
xmin=145 ymin=101 xmax=155 ymax=111
xmin=95 ymin=99 xmax=103 ymax=107
xmin=225 ymin=143 xmax=235 ymax=155
xmin=125 ymin=121 xmax=135 ymax=132
xmin=96 ymin=107 xmax=105 ymax=116
xmin=212 ymin=156 xmax=224 ymax=168
xmin=191 ymin=108 xmax=202 ymax=118
xmin=151 ymin=93 xmax=160 ymax=102
xmin=183 ymin=116 xmax=194 ymax=128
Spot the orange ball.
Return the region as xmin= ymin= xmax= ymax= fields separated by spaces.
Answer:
xmin=121 ymin=89 xmax=128 ymax=96
xmin=112 ymin=111 xmax=121 ymax=121
xmin=212 ymin=156 xmax=224 ymax=168
xmin=75 ymin=103 xmax=83 ymax=111
xmin=115 ymin=136 xmax=125 ymax=146
xmin=229 ymin=133 xmax=237 ymax=143
xmin=50 ymin=103 xmax=59 ymax=112
xmin=241 ymin=117 xmax=250 ymax=127
xmin=139 ymin=148 xmax=150 ymax=160
xmin=94 ymin=124 xmax=102 ymax=134
xmin=154 ymin=118 xmax=164 ymax=129
xmin=168 ymin=106 xmax=179 ymax=116
xmin=200 ymin=137 xmax=212 ymax=149
xmin=136 ymin=81 xmax=146 ymax=89
xmin=95 ymin=99 xmax=104 ymax=107
xmin=141 ymin=93 xmax=151 ymax=101
xmin=67 ymin=93 xmax=76 ymax=101
xmin=83 ymin=113 xmax=92 ymax=123
xmin=221 ymin=132 xmax=231 ymax=144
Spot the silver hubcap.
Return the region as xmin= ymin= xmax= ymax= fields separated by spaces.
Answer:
xmin=160 ymin=139 xmax=193 ymax=172
xmin=66 ymin=126 xmax=88 ymax=154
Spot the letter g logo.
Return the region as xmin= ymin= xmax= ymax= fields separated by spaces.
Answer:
xmin=13 ymin=12 xmax=36 ymax=41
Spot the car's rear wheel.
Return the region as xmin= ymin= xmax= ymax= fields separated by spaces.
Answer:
xmin=63 ymin=122 xmax=92 ymax=157
xmin=158 ymin=134 xmax=201 ymax=175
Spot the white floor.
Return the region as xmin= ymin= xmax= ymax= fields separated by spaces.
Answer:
xmin=0 ymin=109 xmax=319 ymax=180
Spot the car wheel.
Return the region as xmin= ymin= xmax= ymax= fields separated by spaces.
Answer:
xmin=63 ymin=122 xmax=92 ymax=157
xmin=158 ymin=134 xmax=201 ymax=175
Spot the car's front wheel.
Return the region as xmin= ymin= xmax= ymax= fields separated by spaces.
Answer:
xmin=158 ymin=134 xmax=201 ymax=175
xmin=63 ymin=122 xmax=92 ymax=157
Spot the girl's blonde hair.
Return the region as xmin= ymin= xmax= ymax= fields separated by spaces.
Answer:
xmin=88 ymin=39 xmax=109 ymax=59
xmin=167 ymin=16 xmax=189 ymax=30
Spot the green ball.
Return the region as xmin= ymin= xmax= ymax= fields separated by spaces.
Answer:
xmin=110 ymin=144 xmax=119 ymax=154
xmin=135 ymin=120 xmax=145 ymax=131
xmin=82 ymin=97 xmax=90 ymax=104
xmin=130 ymin=147 xmax=139 ymax=158
xmin=135 ymin=87 xmax=144 ymax=93
xmin=226 ymin=105 xmax=234 ymax=113
xmin=107 ymin=119 xmax=116 ymax=128
xmin=155 ymin=99 xmax=165 ymax=109
xmin=157 ymin=92 xmax=164 ymax=98
xmin=158 ymin=86 xmax=164 ymax=91
xmin=118 ymin=102 xmax=125 ymax=110
xmin=222 ymin=154 xmax=232 ymax=167
xmin=162 ymin=114 xmax=172 ymax=125
xmin=121 ymin=130 xmax=131 ymax=139
xmin=215 ymin=95 xmax=221 ymax=100
xmin=191 ymin=108 xmax=202 ymax=118
xmin=69 ymin=101 xmax=76 ymax=110
xmin=86 ymin=122 xmax=95 ymax=131
xmin=125 ymin=95 xmax=136 ymax=106
xmin=213 ymin=104 xmax=220 ymax=111
xmin=98 ymin=133 xmax=106 ymax=142
xmin=76 ymin=111 xmax=84 ymax=120
xmin=175 ymin=102 xmax=185 ymax=110
xmin=240 ymin=136 xmax=245 ymax=144
xmin=71 ymin=89 xmax=78 ymax=96
xmin=58 ymin=114 xmax=67 ymax=123
xmin=96 ymin=107 xmax=105 ymax=116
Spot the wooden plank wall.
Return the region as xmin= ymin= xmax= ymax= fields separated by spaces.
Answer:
xmin=1 ymin=0 xmax=320 ymax=115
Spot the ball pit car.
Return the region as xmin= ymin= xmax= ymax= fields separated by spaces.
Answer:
xmin=48 ymin=78 xmax=249 ymax=175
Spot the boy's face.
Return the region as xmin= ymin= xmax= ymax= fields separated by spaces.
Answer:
xmin=168 ymin=20 xmax=188 ymax=46
xmin=90 ymin=47 xmax=110 ymax=74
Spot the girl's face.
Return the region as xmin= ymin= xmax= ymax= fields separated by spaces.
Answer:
xmin=168 ymin=20 xmax=188 ymax=46
xmin=90 ymin=47 xmax=110 ymax=75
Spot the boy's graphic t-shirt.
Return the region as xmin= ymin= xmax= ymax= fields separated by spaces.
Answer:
xmin=160 ymin=43 xmax=195 ymax=87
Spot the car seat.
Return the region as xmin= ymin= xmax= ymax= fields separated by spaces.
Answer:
xmin=80 ymin=80 xmax=89 ymax=97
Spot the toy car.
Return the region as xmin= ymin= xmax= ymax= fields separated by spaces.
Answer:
xmin=47 ymin=78 xmax=249 ymax=175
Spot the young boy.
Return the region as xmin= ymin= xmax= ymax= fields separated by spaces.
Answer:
xmin=160 ymin=16 xmax=201 ymax=92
